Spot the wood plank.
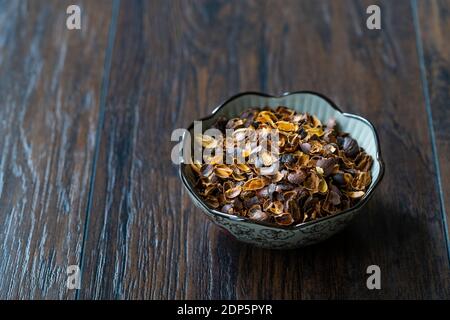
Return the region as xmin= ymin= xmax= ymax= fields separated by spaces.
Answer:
xmin=418 ymin=0 xmax=450 ymax=256
xmin=80 ymin=0 xmax=450 ymax=299
xmin=0 ymin=0 xmax=112 ymax=299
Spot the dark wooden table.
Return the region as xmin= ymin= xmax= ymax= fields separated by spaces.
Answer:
xmin=0 ymin=0 xmax=449 ymax=299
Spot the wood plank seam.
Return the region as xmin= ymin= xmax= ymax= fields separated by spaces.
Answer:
xmin=75 ymin=0 xmax=121 ymax=300
xmin=411 ymin=0 xmax=450 ymax=265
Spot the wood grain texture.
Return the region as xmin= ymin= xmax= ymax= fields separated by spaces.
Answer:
xmin=418 ymin=0 xmax=450 ymax=251
xmin=0 ymin=0 xmax=112 ymax=299
xmin=78 ymin=0 xmax=450 ymax=299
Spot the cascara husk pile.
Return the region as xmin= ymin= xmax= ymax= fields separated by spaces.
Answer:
xmin=189 ymin=106 xmax=373 ymax=227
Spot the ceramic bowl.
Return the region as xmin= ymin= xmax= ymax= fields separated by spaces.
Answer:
xmin=179 ymin=91 xmax=384 ymax=249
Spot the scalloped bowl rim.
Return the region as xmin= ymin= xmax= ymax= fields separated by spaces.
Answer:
xmin=179 ymin=91 xmax=385 ymax=231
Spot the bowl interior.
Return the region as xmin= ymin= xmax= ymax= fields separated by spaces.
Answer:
xmin=180 ymin=92 xmax=383 ymax=224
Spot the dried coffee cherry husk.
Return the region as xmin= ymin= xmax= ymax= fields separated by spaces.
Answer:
xmin=342 ymin=136 xmax=359 ymax=158
xmin=316 ymin=157 xmax=338 ymax=177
